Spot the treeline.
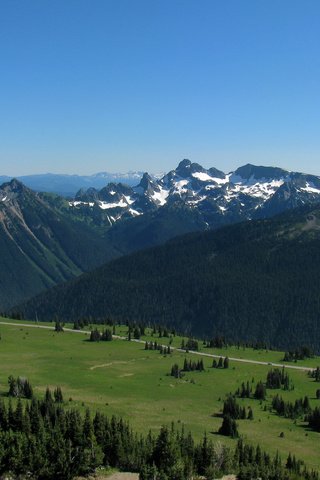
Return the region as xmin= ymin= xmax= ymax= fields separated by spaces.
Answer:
xmin=205 ymin=335 xmax=272 ymax=352
xmin=0 ymin=389 xmax=318 ymax=480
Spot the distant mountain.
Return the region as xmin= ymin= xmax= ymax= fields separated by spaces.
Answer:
xmin=0 ymin=171 xmax=164 ymax=197
xmin=70 ymin=159 xmax=320 ymax=228
xmin=18 ymin=204 xmax=320 ymax=351
xmin=0 ymin=180 xmax=120 ymax=309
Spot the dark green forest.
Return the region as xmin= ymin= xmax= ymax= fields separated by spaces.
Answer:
xmin=18 ymin=204 xmax=320 ymax=351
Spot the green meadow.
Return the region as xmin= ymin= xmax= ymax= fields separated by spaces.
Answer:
xmin=0 ymin=319 xmax=320 ymax=471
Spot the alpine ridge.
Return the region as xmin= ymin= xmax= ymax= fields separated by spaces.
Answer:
xmin=70 ymin=159 xmax=320 ymax=228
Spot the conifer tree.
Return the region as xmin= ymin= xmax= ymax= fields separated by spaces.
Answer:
xmin=218 ymin=415 xmax=239 ymax=438
xmin=254 ymin=381 xmax=266 ymax=400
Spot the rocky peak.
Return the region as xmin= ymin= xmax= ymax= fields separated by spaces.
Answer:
xmin=233 ymin=164 xmax=288 ymax=182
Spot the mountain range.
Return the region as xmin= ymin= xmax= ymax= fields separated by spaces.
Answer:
xmin=2 ymin=159 xmax=320 ymax=317
xmin=70 ymin=159 xmax=320 ymax=228
xmin=0 ymin=171 xmax=162 ymax=197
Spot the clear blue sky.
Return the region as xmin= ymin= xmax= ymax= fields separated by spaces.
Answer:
xmin=0 ymin=0 xmax=319 ymax=175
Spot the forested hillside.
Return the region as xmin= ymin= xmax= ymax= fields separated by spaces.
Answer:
xmin=0 ymin=180 xmax=120 ymax=309
xmin=18 ymin=204 xmax=320 ymax=351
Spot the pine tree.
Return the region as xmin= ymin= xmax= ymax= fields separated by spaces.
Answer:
xmin=134 ymin=327 xmax=141 ymax=339
xmin=55 ymin=321 xmax=64 ymax=332
xmin=90 ymin=328 xmax=101 ymax=342
xmin=218 ymin=415 xmax=239 ymax=438
xmin=254 ymin=381 xmax=266 ymax=400
xmin=54 ymin=387 xmax=63 ymax=403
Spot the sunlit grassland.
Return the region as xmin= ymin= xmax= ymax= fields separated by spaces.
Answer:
xmin=0 ymin=319 xmax=320 ymax=471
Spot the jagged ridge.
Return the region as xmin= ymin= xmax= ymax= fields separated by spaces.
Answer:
xmin=70 ymin=160 xmax=320 ymax=227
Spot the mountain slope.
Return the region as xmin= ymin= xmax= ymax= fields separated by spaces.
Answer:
xmin=18 ymin=204 xmax=320 ymax=350
xmin=0 ymin=180 xmax=120 ymax=309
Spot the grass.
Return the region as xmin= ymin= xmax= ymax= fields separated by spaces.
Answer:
xmin=1 ymin=319 xmax=320 ymax=471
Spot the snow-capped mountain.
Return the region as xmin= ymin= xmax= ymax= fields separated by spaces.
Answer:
xmin=70 ymin=159 xmax=320 ymax=227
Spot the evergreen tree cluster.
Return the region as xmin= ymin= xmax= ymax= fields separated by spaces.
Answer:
xmin=183 ymin=358 xmax=204 ymax=372
xmin=181 ymin=338 xmax=199 ymax=351
xmin=170 ymin=359 xmax=205 ymax=378
xmin=235 ymin=381 xmax=252 ymax=399
xmin=8 ymin=376 xmax=33 ymax=399
xmin=235 ymin=369 xmax=292 ymax=404
xmin=235 ymin=439 xmax=318 ymax=480
xmin=254 ymin=381 xmax=266 ymax=400
xmin=222 ymin=396 xmax=252 ymax=421
xmin=309 ymin=407 xmax=320 ymax=432
xmin=170 ymin=363 xmax=181 ymax=379
xmin=127 ymin=323 xmax=147 ymax=340
xmin=0 ymin=388 xmax=317 ymax=480
xmin=144 ymin=341 xmax=171 ymax=355
xmin=89 ymin=328 xmax=113 ymax=342
xmin=272 ymin=394 xmax=311 ymax=420
xmin=283 ymin=346 xmax=314 ymax=362
xmin=266 ymin=368 xmax=292 ymax=391
xmin=286 ymin=453 xmax=305 ymax=476
xmin=212 ymin=357 xmax=229 ymax=369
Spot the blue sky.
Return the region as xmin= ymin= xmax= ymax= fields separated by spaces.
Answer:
xmin=0 ymin=0 xmax=319 ymax=175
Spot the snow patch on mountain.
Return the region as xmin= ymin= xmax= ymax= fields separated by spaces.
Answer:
xmin=301 ymin=182 xmax=320 ymax=194
xmin=151 ymin=187 xmax=169 ymax=206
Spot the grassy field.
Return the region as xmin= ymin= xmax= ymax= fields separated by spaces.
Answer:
xmin=0 ymin=319 xmax=320 ymax=471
